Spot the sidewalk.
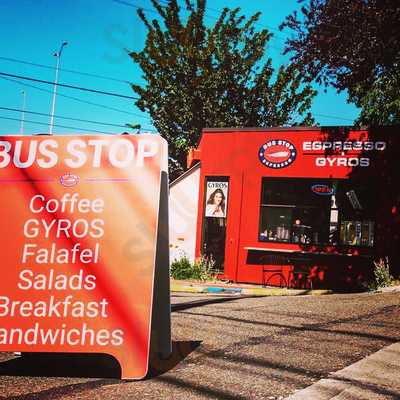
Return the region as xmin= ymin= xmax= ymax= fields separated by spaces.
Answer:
xmin=170 ymin=279 xmax=333 ymax=296
xmin=286 ymin=341 xmax=400 ymax=399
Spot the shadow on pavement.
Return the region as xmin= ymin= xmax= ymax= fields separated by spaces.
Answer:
xmin=0 ymin=340 xmax=201 ymax=399
xmin=330 ymin=375 xmax=400 ymax=398
xmin=171 ymin=295 xmax=257 ymax=312
xmin=148 ymin=340 xmax=201 ymax=378
xmin=156 ymin=375 xmax=247 ymax=400
xmin=0 ymin=340 xmax=200 ymax=380
xmin=1 ymin=378 xmax=118 ymax=400
xmin=0 ymin=352 xmax=121 ymax=379
xmin=179 ymin=307 xmax=400 ymax=343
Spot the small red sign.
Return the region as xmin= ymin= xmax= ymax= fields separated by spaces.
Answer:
xmin=311 ymin=184 xmax=334 ymax=195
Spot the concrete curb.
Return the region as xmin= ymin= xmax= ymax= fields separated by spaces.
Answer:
xmin=285 ymin=341 xmax=400 ymax=399
xmin=170 ymin=281 xmax=333 ymax=297
xmin=378 ymin=285 xmax=400 ymax=293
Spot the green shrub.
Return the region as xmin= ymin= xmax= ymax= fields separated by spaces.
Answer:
xmin=170 ymin=255 xmax=216 ymax=282
xmin=192 ymin=255 xmax=216 ymax=282
xmin=367 ymin=257 xmax=393 ymax=290
xmin=170 ymin=256 xmax=193 ymax=280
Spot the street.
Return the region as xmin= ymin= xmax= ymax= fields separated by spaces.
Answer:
xmin=0 ymin=291 xmax=399 ymax=399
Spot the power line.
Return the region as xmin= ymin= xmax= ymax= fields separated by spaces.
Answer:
xmin=0 ymin=106 xmax=130 ymax=129
xmin=133 ymin=0 xmax=288 ymax=43
xmin=111 ymin=2 xmax=353 ymax=123
xmin=0 ymin=56 xmax=130 ymax=84
xmin=0 ymin=71 xmax=139 ymax=100
xmin=180 ymin=0 xmax=288 ymax=41
xmin=0 ymin=76 xmax=354 ymax=125
xmin=0 ymin=115 xmax=157 ymax=134
xmin=0 ymin=115 xmax=120 ymax=134
xmin=0 ymin=75 xmax=152 ymax=120
xmin=112 ymin=0 xmax=162 ymax=15
xmin=312 ymin=113 xmax=354 ymax=122
xmin=115 ymin=0 xmax=287 ymax=54
xmin=0 ymin=64 xmax=354 ymax=125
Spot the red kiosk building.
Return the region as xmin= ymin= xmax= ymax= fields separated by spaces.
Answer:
xmin=170 ymin=126 xmax=399 ymax=289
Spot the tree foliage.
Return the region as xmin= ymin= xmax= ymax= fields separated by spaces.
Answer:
xmin=129 ymin=0 xmax=316 ymax=178
xmin=280 ymin=0 xmax=400 ymax=125
xmin=350 ymin=69 xmax=400 ymax=125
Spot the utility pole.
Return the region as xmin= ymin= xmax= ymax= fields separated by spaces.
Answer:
xmin=49 ymin=41 xmax=68 ymax=134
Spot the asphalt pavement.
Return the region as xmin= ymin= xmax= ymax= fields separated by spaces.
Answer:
xmin=0 ymin=291 xmax=399 ymax=399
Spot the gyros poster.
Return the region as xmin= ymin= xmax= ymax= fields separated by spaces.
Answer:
xmin=0 ymin=134 xmax=168 ymax=379
xmin=205 ymin=181 xmax=229 ymax=218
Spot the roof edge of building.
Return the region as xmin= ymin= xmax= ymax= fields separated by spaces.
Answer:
xmin=169 ymin=161 xmax=201 ymax=188
xmin=202 ymin=125 xmax=370 ymax=133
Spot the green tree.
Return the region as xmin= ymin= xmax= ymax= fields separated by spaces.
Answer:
xmin=280 ymin=0 xmax=400 ymax=125
xmin=129 ymin=0 xmax=316 ymax=179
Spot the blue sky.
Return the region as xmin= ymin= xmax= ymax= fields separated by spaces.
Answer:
xmin=0 ymin=0 xmax=359 ymax=135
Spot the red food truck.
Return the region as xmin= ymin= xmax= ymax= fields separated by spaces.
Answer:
xmin=170 ymin=126 xmax=400 ymax=289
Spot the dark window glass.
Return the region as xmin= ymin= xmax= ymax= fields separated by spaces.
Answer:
xmin=260 ymin=207 xmax=292 ymax=242
xmin=259 ymin=178 xmax=374 ymax=247
xmin=335 ymin=180 xmax=375 ymax=246
xmin=202 ymin=177 xmax=229 ymax=271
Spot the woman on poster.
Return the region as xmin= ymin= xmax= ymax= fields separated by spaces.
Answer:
xmin=205 ymin=188 xmax=226 ymax=218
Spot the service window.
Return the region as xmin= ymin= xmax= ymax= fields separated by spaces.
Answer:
xmin=259 ymin=178 xmax=375 ymax=247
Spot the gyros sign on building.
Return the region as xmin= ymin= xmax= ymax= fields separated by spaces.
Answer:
xmin=0 ymin=134 xmax=170 ymax=379
xmin=259 ymin=138 xmax=386 ymax=169
xmin=302 ymin=140 xmax=386 ymax=167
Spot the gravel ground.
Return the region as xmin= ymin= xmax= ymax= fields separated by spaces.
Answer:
xmin=0 ymin=291 xmax=399 ymax=400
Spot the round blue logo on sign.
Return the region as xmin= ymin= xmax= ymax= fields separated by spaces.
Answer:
xmin=258 ymin=140 xmax=297 ymax=168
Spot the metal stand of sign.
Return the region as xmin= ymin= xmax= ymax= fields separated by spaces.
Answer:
xmin=150 ymin=171 xmax=172 ymax=362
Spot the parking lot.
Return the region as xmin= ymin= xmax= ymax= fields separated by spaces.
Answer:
xmin=1 ymin=291 xmax=399 ymax=399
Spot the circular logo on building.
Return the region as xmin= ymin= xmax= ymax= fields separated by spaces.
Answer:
xmin=60 ymin=173 xmax=79 ymax=187
xmin=258 ymin=140 xmax=297 ymax=168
